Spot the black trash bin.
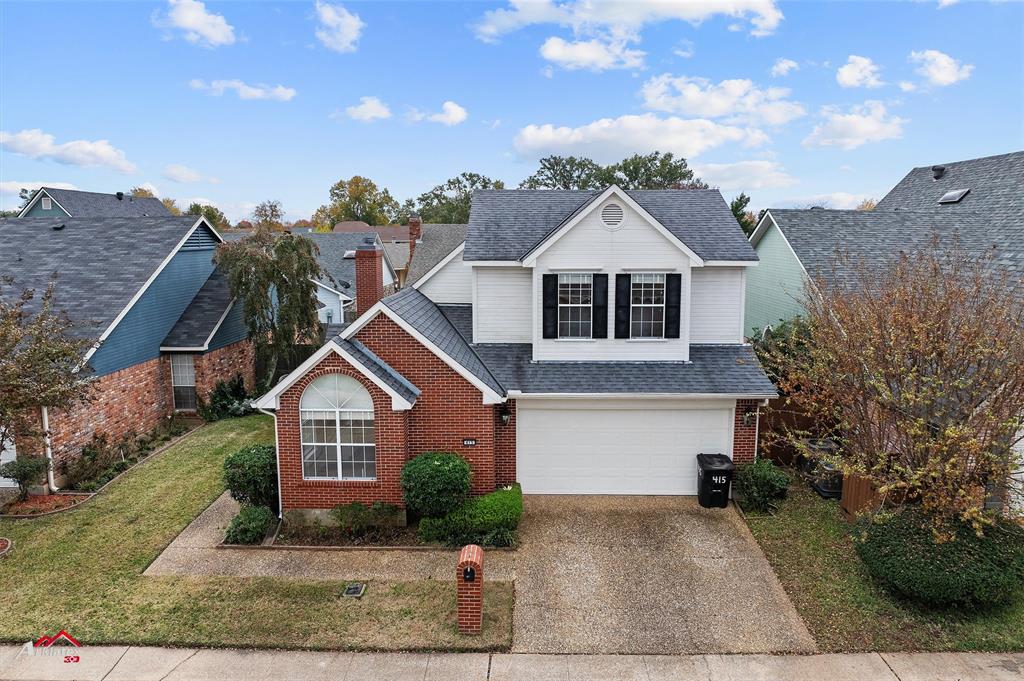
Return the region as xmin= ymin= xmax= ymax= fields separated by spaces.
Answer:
xmin=696 ymin=453 xmax=735 ymax=509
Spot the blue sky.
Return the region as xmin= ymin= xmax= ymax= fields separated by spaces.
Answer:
xmin=2 ymin=1 xmax=1022 ymax=221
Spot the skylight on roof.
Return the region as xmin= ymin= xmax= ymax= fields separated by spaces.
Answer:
xmin=343 ymin=250 xmax=356 ymax=259
xmin=938 ymin=188 xmax=970 ymax=204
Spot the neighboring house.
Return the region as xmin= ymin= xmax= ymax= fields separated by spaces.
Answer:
xmin=0 ymin=216 xmax=254 ymax=488
xmin=303 ymin=232 xmax=398 ymax=324
xmin=745 ymin=150 xmax=1024 ymax=336
xmin=405 ymin=223 xmax=468 ymax=288
xmin=255 ymin=185 xmax=776 ymax=519
xmin=334 ymin=217 xmax=467 ymax=287
xmin=17 ymin=187 xmax=170 ymax=218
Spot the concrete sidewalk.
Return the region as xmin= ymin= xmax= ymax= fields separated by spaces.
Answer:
xmin=1 ymin=646 xmax=1021 ymax=681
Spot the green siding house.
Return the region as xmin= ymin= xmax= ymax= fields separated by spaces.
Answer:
xmin=744 ymin=214 xmax=808 ymax=337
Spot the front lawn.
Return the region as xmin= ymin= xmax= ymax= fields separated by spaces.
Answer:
xmin=745 ymin=481 xmax=1024 ymax=652
xmin=0 ymin=415 xmax=512 ymax=651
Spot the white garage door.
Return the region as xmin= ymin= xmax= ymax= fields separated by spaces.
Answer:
xmin=516 ymin=401 xmax=733 ymax=495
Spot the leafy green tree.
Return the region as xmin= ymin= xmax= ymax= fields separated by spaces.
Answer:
xmin=417 ymin=173 xmax=505 ymax=223
xmin=187 ymin=202 xmax=229 ymax=229
xmin=729 ymin=192 xmax=757 ymax=236
xmin=130 ymin=186 xmax=155 ymax=198
xmin=599 ymin=152 xmax=708 ymax=190
xmin=214 ymin=226 xmax=324 ymax=381
xmin=252 ymin=200 xmax=285 ymax=231
xmin=520 ymin=156 xmax=604 ymax=190
xmin=161 ymin=198 xmax=182 ymax=215
xmin=312 ymin=176 xmax=400 ymax=227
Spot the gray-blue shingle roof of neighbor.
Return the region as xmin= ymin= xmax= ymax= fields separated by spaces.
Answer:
xmin=464 ymin=188 xmax=756 ymax=262
xmin=0 ymin=216 xmax=207 ymax=340
xmin=162 ymin=269 xmax=234 ymax=349
xmin=39 ymin=187 xmax=171 ymax=217
xmin=304 ymin=231 xmax=380 ymax=293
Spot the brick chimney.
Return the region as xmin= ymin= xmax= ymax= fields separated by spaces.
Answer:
xmin=355 ymin=241 xmax=385 ymax=314
xmin=408 ymin=214 xmax=422 ymax=262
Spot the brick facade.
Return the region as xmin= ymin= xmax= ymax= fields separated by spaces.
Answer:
xmin=355 ymin=247 xmax=384 ymax=315
xmin=193 ymin=340 xmax=257 ymax=401
xmin=457 ymin=544 xmax=484 ymax=635
xmin=732 ymin=399 xmax=761 ymax=465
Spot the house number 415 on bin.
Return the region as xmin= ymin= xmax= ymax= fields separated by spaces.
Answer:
xmin=712 ymin=475 xmax=728 ymax=485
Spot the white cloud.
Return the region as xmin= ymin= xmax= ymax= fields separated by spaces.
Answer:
xmin=673 ymin=39 xmax=695 ymax=59
xmin=314 ymin=1 xmax=364 ymax=53
xmin=909 ymin=49 xmax=973 ymax=87
xmin=899 ymin=81 xmax=917 ymax=92
xmin=836 ymin=55 xmax=884 ymax=88
xmin=163 ymin=164 xmax=219 ymax=184
xmin=803 ymin=101 xmax=906 ymax=150
xmin=937 ymin=0 xmax=959 ymax=8
xmin=539 ymin=36 xmax=644 ymax=71
xmin=0 ymin=129 xmax=136 ymax=173
xmin=474 ymin=1 xmax=784 ymax=41
xmin=514 ymin=113 xmax=767 ymax=164
xmin=640 ymin=74 xmax=805 ymax=126
xmin=344 ymin=96 xmax=392 ymax=121
xmin=189 ymin=79 xmax=297 ymax=101
xmin=135 ymin=182 xmax=162 ymax=197
xmin=694 ymin=160 xmax=798 ymax=190
xmin=410 ymin=101 xmax=469 ymax=126
xmin=540 ymin=65 xmax=555 ymax=78
xmin=157 ymin=0 xmax=236 ymax=47
xmin=0 ymin=180 xmax=77 ymax=196
xmin=781 ymin=192 xmax=873 ymax=209
xmin=770 ymin=58 xmax=798 ymax=77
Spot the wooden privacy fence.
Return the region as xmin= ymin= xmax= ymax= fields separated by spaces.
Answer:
xmin=840 ymin=473 xmax=880 ymax=520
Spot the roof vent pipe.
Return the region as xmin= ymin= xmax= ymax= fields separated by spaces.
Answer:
xmin=932 ymin=165 xmax=946 ymax=180
xmin=116 ymin=191 xmax=124 ymax=200
xmin=53 ymin=223 xmax=65 ymax=231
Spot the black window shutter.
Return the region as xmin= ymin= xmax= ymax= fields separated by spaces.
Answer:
xmin=614 ymin=274 xmax=631 ymax=338
xmin=542 ymin=274 xmax=558 ymax=339
xmin=665 ymin=273 xmax=682 ymax=339
xmin=592 ymin=274 xmax=608 ymax=338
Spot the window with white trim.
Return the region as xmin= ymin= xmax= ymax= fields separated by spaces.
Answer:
xmin=41 ymin=197 xmax=52 ymax=210
xmin=557 ymin=273 xmax=593 ymax=338
xmin=630 ymin=273 xmax=666 ymax=338
xmin=299 ymin=374 xmax=375 ymax=480
xmin=170 ymin=354 xmax=197 ymax=411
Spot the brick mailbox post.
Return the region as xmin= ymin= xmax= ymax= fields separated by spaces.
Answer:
xmin=457 ymin=544 xmax=484 ymax=635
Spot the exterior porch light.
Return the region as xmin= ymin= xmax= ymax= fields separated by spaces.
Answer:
xmin=742 ymin=405 xmax=757 ymax=427
xmin=499 ymin=404 xmax=511 ymax=426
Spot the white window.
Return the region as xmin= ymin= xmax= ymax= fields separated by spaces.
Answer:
xmin=299 ymin=374 xmax=375 ymax=480
xmin=558 ymin=273 xmax=592 ymax=338
xmin=170 ymin=354 xmax=197 ymax=411
xmin=41 ymin=197 xmax=52 ymax=210
xmin=630 ymin=273 xmax=666 ymax=339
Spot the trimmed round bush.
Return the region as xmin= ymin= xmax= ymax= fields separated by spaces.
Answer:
xmin=855 ymin=507 xmax=1024 ymax=608
xmin=400 ymin=452 xmax=471 ymax=518
xmin=419 ymin=484 xmax=523 ymax=547
xmin=735 ymin=459 xmax=790 ymax=512
xmin=223 ymin=444 xmax=278 ymax=510
xmin=224 ymin=504 xmax=275 ymax=545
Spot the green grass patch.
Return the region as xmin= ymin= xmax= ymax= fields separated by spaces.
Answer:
xmin=745 ymin=482 xmax=1024 ymax=652
xmin=0 ymin=415 xmax=512 ymax=651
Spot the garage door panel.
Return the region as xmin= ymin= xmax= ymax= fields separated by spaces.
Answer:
xmin=517 ymin=404 xmax=732 ymax=495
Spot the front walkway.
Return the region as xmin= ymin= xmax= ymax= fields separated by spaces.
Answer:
xmin=1 ymin=646 xmax=1020 ymax=681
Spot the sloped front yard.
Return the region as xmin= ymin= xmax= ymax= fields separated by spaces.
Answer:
xmin=745 ymin=484 xmax=1024 ymax=652
xmin=0 ymin=415 xmax=512 ymax=651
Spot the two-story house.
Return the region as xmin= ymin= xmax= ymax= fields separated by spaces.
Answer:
xmin=17 ymin=187 xmax=170 ymax=218
xmin=254 ymin=186 xmax=776 ymax=518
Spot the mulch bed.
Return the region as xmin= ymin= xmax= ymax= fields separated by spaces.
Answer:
xmin=274 ymin=521 xmax=425 ymax=548
xmin=2 ymin=493 xmax=90 ymax=516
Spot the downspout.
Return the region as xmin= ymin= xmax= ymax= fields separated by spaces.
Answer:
xmin=41 ymin=406 xmax=59 ymax=492
xmin=257 ymin=407 xmax=283 ymax=519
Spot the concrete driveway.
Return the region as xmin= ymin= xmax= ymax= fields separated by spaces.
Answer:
xmin=512 ymin=495 xmax=816 ymax=655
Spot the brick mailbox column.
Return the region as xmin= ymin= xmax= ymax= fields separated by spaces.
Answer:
xmin=457 ymin=544 xmax=484 ymax=635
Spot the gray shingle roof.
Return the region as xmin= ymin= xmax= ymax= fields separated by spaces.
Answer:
xmin=766 ymin=209 xmax=1022 ymax=297
xmin=472 ymin=344 xmax=777 ymax=396
xmin=333 ymin=338 xmax=420 ymax=405
xmin=39 ymin=188 xmax=170 ymax=217
xmin=380 ymin=287 xmax=504 ymax=396
xmin=464 ymin=189 xmax=755 ymax=262
xmin=407 ymin=224 xmax=468 ymax=283
xmin=162 ymin=269 xmax=234 ymax=349
xmin=876 ymin=151 xmax=1024 ymax=219
xmin=1 ymin=216 xmax=207 ymax=340
xmin=382 ymin=242 xmax=410 ymax=271
xmin=303 ymin=231 xmax=378 ymax=294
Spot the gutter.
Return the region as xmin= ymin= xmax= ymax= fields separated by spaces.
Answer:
xmin=256 ymin=406 xmax=283 ymax=520
xmin=41 ymin=406 xmax=59 ymax=492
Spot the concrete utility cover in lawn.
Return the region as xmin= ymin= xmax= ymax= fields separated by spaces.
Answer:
xmin=512 ymin=496 xmax=816 ymax=655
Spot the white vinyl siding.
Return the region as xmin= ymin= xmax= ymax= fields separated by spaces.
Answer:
xmin=516 ymin=398 xmax=734 ymax=495
xmin=418 ymin=253 xmax=471 ymax=304
xmin=533 ymin=197 xmax=692 ymax=361
xmin=474 ymin=266 xmax=533 ymax=343
xmin=314 ymin=283 xmax=346 ymax=325
xmin=690 ymin=267 xmax=745 ymax=344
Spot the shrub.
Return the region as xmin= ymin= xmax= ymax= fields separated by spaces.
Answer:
xmin=401 ymin=452 xmax=471 ymax=518
xmin=855 ymin=507 xmax=1024 ymax=608
xmin=735 ymin=459 xmax=790 ymax=512
xmin=62 ymin=431 xmax=151 ymax=492
xmin=198 ymin=374 xmax=252 ymax=422
xmin=419 ymin=484 xmax=523 ymax=547
xmin=0 ymin=457 xmax=49 ymax=500
xmin=225 ymin=504 xmax=275 ymax=545
xmin=330 ymin=501 xmax=400 ymax=538
xmin=224 ymin=444 xmax=278 ymax=510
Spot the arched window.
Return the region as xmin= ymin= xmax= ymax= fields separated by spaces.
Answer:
xmin=299 ymin=374 xmax=375 ymax=480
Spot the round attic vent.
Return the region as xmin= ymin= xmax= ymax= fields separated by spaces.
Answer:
xmin=601 ymin=202 xmax=624 ymax=228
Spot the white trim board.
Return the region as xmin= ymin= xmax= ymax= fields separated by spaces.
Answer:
xmin=17 ymin=188 xmax=70 ymax=217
